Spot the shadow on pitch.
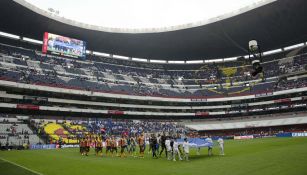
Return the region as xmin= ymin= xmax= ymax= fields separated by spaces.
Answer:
xmin=189 ymin=154 xmax=218 ymax=160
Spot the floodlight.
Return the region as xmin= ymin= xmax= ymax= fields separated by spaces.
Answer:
xmin=248 ymin=40 xmax=263 ymax=76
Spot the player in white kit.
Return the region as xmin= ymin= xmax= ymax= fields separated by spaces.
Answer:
xmin=217 ymin=137 xmax=225 ymax=155
xmin=182 ymin=138 xmax=189 ymax=161
xmin=172 ymin=140 xmax=182 ymax=161
xmin=165 ymin=138 xmax=172 ymax=160
xmin=205 ymin=136 xmax=213 ymax=156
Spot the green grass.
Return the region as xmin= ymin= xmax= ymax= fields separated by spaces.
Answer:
xmin=1 ymin=137 xmax=307 ymax=175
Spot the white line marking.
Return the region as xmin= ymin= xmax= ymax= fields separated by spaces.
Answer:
xmin=0 ymin=157 xmax=44 ymax=175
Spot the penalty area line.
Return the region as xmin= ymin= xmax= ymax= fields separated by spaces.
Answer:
xmin=0 ymin=157 xmax=44 ymax=175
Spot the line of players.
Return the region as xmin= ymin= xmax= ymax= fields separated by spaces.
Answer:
xmin=79 ymin=133 xmax=192 ymax=161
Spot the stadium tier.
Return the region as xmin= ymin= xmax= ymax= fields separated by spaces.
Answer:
xmin=0 ymin=40 xmax=306 ymax=118
xmin=0 ymin=115 xmax=42 ymax=148
xmin=0 ymin=43 xmax=306 ymax=97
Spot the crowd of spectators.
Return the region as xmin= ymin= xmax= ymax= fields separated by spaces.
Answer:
xmin=274 ymin=78 xmax=307 ymax=91
xmin=29 ymin=118 xmax=187 ymax=144
xmin=1 ymin=43 xmax=307 ymax=98
xmin=87 ymin=119 xmax=187 ymax=136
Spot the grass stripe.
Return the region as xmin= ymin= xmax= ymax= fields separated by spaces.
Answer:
xmin=0 ymin=157 xmax=44 ymax=175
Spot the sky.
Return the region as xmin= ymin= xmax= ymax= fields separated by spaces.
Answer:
xmin=25 ymin=0 xmax=266 ymax=29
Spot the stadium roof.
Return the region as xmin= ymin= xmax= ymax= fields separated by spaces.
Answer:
xmin=23 ymin=0 xmax=273 ymax=33
xmin=0 ymin=0 xmax=307 ymax=61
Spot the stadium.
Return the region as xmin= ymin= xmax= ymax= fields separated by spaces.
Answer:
xmin=1 ymin=0 xmax=307 ymax=174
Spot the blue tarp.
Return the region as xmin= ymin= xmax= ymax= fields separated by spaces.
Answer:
xmin=177 ymin=138 xmax=213 ymax=148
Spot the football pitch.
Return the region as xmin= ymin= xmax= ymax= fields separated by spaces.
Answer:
xmin=0 ymin=137 xmax=307 ymax=175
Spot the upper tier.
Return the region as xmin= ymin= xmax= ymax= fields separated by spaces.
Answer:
xmin=0 ymin=43 xmax=307 ymax=98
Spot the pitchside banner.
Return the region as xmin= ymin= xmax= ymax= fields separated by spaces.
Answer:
xmin=276 ymin=132 xmax=292 ymax=137
xmin=276 ymin=132 xmax=307 ymax=137
xmin=61 ymin=145 xmax=80 ymax=148
xmin=30 ymin=144 xmax=79 ymax=149
xmin=234 ymin=135 xmax=254 ymax=140
xmin=30 ymin=144 xmax=56 ymax=150
xmin=292 ymin=132 xmax=307 ymax=137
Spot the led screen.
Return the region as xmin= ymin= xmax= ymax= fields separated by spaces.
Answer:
xmin=42 ymin=32 xmax=86 ymax=59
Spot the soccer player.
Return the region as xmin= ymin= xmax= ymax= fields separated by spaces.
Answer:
xmin=217 ymin=137 xmax=225 ymax=155
xmin=126 ymin=135 xmax=131 ymax=154
xmin=79 ymin=138 xmax=82 ymax=155
xmin=137 ymin=133 xmax=145 ymax=158
xmin=172 ymin=139 xmax=182 ymax=161
xmin=111 ymin=136 xmax=118 ymax=157
xmin=129 ymin=136 xmax=137 ymax=157
xmin=96 ymin=138 xmax=103 ymax=156
xmin=170 ymin=137 xmax=174 ymax=158
xmin=119 ymin=135 xmax=127 ymax=158
xmin=165 ymin=137 xmax=172 ymax=160
xmin=206 ymin=136 xmax=213 ymax=156
xmin=85 ymin=137 xmax=91 ymax=156
xmin=183 ymin=138 xmax=190 ymax=161
xmin=159 ymin=133 xmax=167 ymax=158
xmin=178 ymin=144 xmax=184 ymax=157
xmin=150 ymin=134 xmax=158 ymax=158
xmin=148 ymin=134 xmax=153 ymax=155
xmin=105 ymin=136 xmax=112 ymax=156
xmin=80 ymin=138 xmax=85 ymax=155
xmin=94 ymin=138 xmax=98 ymax=156
xmin=156 ymin=134 xmax=161 ymax=153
